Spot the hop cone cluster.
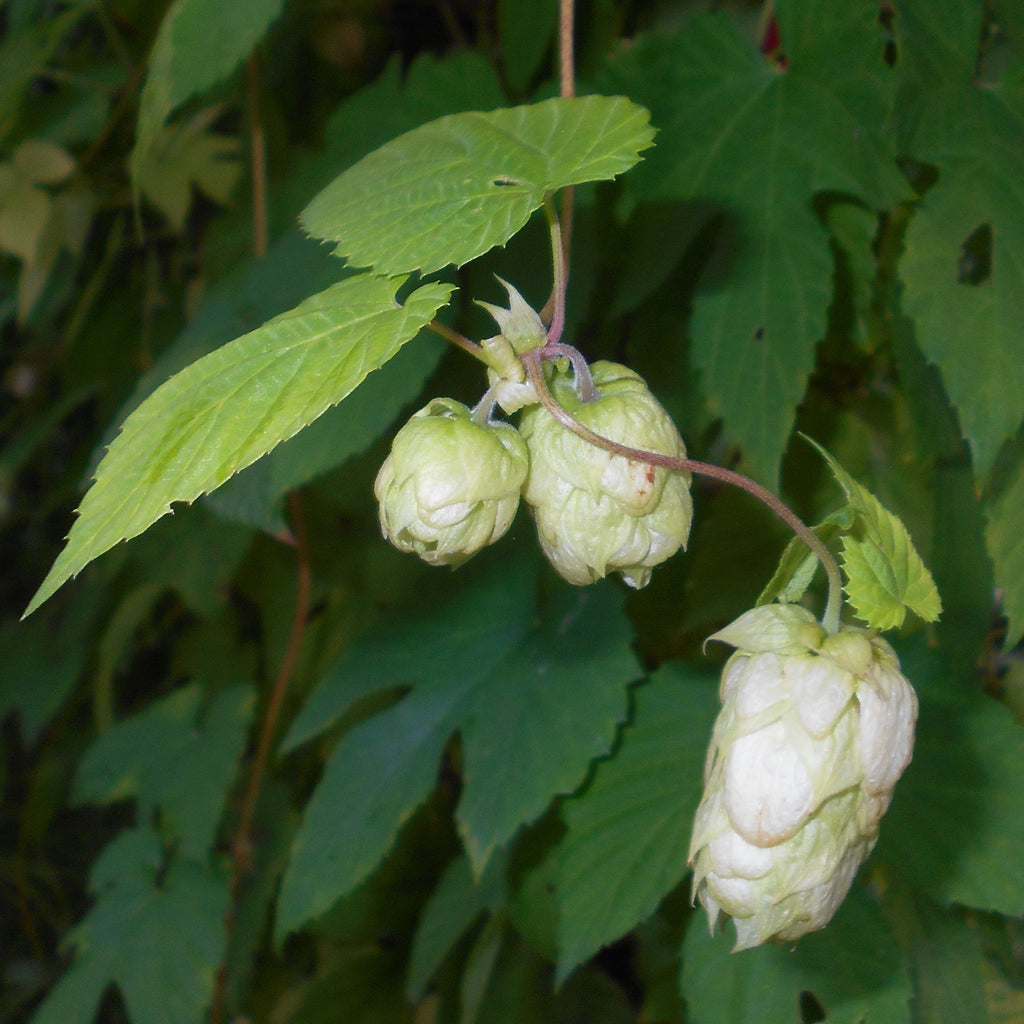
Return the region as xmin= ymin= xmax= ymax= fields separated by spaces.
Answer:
xmin=688 ymin=604 xmax=918 ymax=950
xmin=519 ymin=361 xmax=693 ymax=588
xmin=374 ymin=397 xmax=528 ymax=567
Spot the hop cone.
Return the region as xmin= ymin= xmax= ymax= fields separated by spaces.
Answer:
xmin=688 ymin=604 xmax=918 ymax=950
xmin=518 ymin=361 xmax=692 ymax=588
xmin=375 ymin=398 xmax=528 ymax=567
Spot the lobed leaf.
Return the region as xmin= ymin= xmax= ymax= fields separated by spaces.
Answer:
xmin=73 ymin=683 xmax=254 ymax=859
xmin=25 ymin=274 xmax=454 ymax=616
xmin=900 ymin=84 xmax=1024 ymax=480
xmin=30 ymin=828 xmax=230 ymax=1024
xmin=807 ymin=436 xmax=941 ymax=628
xmin=300 ymin=94 xmax=655 ymax=275
xmin=600 ymin=1 xmax=908 ymax=485
xmin=554 ymin=666 xmax=719 ymax=985
xmin=275 ymin=560 xmax=639 ymax=940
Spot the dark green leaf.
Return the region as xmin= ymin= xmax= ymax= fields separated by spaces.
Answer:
xmin=554 ymin=665 xmax=719 ymax=984
xmin=73 ymin=683 xmax=254 ymax=859
xmin=407 ymin=853 xmax=505 ymax=1001
xmin=899 ymin=2 xmax=1024 ymax=477
xmin=30 ymin=828 xmax=230 ymax=1024
xmin=300 ymin=95 xmax=655 ymax=275
xmin=276 ymin=561 xmax=638 ymax=939
xmin=680 ymin=883 xmax=911 ymax=1024
xmin=600 ymin=2 xmax=908 ymax=484
xmin=985 ymin=446 xmax=1024 ymax=649
xmin=26 ymin=274 xmax=454 ymax=616
xmin=879 ymin=641 xmax=1024 ymax=918
xmin=885 ymin=886 xmax=989 ymax=1024
xmin=498 ymin=0 xmax=558 ymax=92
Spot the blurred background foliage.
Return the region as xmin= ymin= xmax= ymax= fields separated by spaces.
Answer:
xmin=1 ymin=1 xmax=1024 ymax=1023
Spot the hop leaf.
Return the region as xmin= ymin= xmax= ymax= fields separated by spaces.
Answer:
xmin=803 ymin=436 xmax=942 ymax=629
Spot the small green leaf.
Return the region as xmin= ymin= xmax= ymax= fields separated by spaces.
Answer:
xmin=26 ymin=273 xmax=454 ymax=616
xmin=275 ymin=559 xmax=638 ymax=940
xmin=300 ymin=95 xmax=655 ymax=275
xmin=30 ymin=828 xmax=230 ymax=1024
xmin=132 ymin=0 xmax=285 ymax=176
xmin=554 ymin=666 xmax=719 ymax=985
xmin=756 ymin=509 xmax=855 ymax=607
xmin=805 ymin=436 xmax=942 ymax=628
xmin=680 ymin=883 xmax=911 ymax=1024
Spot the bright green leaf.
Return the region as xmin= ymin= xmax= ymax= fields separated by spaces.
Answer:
xmin=985 ymin=448 xmax=1024 ymax=649
xmin=600 ymin=2 xmax=908 ymax=485
xmin=300 ymin=95 xmax=655 ymax=275
xmin=207 ymin=333 xmax=446 ymax=532
xmin=30 ymin=828 xmax=230 ymax=1024
xmin=757 ymin=510 xmax=854 ymax=607
xmin=73 ymin=682 xmax=254 ymax=859
xmin=133 ymin=0 xmax=285 ymax=175
xmin=680 ymin=883 xmax=911 ymax=1024
xmin=275 ymin=559 xmax=638 ymax=940
xmin=554 ymin=666 xmax=719 ymax=985
xmin=26 ymin=273 xmax=454 ymax=616
xmin=807 ymin=436 xmax=942 ymax=628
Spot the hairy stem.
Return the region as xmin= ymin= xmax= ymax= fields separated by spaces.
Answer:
xmin=521 ymin=351 xmax=844 ymax=633
xmin=543 ymin=195 xmax=568 ymax=345
xmin=428 ymin=319 xmax=488 ymax=362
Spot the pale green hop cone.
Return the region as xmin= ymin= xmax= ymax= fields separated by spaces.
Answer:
xmin=518 ymin=361 xmax=692 ymax=588
xmin=688 ymin=604 xmax=918 ymax=950
xmin=375 ymin=398 xmax=529 ymax=567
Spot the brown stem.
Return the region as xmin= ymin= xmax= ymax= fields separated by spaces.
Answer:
xmin=521 ymin=351 xmax=844 ymax=633
xmin=247 ymin=53 xmax=268 ymax=259
xmin=212 ymin=493 xmax=311 ymax=1024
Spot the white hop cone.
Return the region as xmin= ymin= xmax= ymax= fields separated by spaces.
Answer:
xmin=518 ymin=360 xmax=692 ymax=588
xmin=688 ymin=604 xmax=918 ymax=950
xmin=375 ymin=398 xmax=529 ymax=567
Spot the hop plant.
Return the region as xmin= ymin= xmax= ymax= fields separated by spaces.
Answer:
xmin=518 ymin=360 xmax=693 ymax=588
xmin=688 ymin=604 xmax=918 ymax=950
xmin=375 ymin=397 xmax=529 ymax=567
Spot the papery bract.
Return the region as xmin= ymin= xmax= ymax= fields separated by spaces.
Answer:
xmin=689 ymin=604 xmax=918 ymax=950
xmin=519 ymin=361 xmax=692 ymax=588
